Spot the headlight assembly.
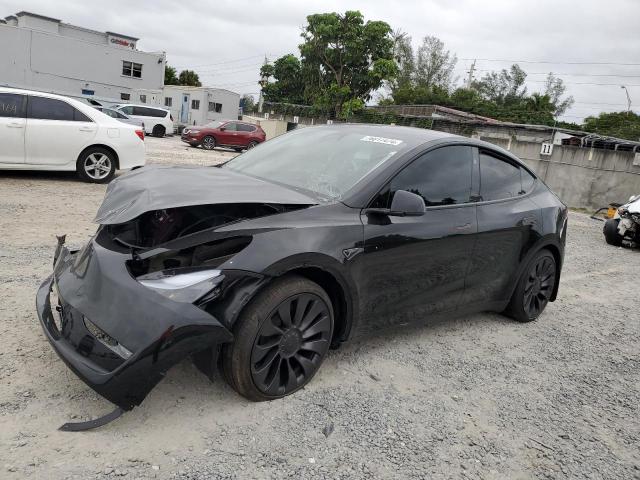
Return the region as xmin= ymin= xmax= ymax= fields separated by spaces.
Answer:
xmin=136 ymin=268 xmax=223 ymax=303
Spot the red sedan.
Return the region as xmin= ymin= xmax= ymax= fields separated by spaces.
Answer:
xmin=181 ymin=120 xmax=266 ymax=151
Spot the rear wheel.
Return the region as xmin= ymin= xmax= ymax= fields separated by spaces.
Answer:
xmin=202 ymin=136 xmax=216 ymax=150
xmin=76 ymin=147 xmax=116 ymax=183
xmin=247 ymin=141 xmax=259 ymax=150
xmin=222 ymin=275 xmax=333 ymax=401
xmin=603 ymin=218 xmax=623 ymax=246
xmin=504 ymin=250 xmax=556 ymax=322
xmin=152 ymin=125 xmax=166 ymax=137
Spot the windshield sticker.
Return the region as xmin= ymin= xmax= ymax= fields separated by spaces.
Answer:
xmin=360 ymin=136 xmax=403 ymax=146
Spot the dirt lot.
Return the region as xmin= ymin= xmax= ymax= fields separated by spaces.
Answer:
xmin=1 ymin=136 xmax=639 ymax=479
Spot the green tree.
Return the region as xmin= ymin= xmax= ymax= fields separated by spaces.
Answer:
xmin=178 ymin=70 xmax=202 ymax=87
xmin=583 ymin=111 xmax=640 ymax=141
xmin=543 ymin=73 xmax=574 ymax=116
xmin=473 ymin=64 xmax=528 ymax=105
xmin=259 ymin=54 xmax=305 ymax=104
xmin=299 ymin=10 xmax=397 ymax=117
xmin=164 ymin=64 xmax=179 ymax=85
xmin=414 ymin=35 xmax=457 ymax=91
xmin=240 ymin=94 xmax=256 ymax=113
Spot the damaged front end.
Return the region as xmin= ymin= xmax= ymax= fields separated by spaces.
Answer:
xmin=36 ymin=166 xmax=317 ymax=429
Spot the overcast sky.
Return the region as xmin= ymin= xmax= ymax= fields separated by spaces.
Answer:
xmin=4 ymin=0 xmax=640 ymax=122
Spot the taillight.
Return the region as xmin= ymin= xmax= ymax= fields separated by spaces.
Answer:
xmin=135 ymin=129 xmax=145 ymax=141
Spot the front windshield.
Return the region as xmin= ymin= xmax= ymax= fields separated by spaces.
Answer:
xmin=222 ymin=126 xmax=409 ymax=200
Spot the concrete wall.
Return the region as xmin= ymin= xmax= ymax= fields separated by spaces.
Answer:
xmin=0 ymin=23 xmax=164 ymax=104
xmin=162 ymin=87 xmax=240 ymax=126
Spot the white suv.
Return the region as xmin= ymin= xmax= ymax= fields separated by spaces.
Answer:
xmin=0 ymin=87 xmax=145 ymax=183
xmin=113 ymin=104 xmax=173 ymax=137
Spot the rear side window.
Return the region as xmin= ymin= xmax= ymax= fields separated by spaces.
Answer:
xmin=28 ymin=96 xmax=92 ymax=122
xmin=375 ymin=145 xmax=474 ymax=208
xmin=0 ymin=93 xmax=26 ymax=118
xmin=132 ymin=106 xmax=147 ymax=116
xmin=237 ymin=123 xmax=255 ymax=132
xmin=521 ymin=168 xmax=536 ymax=194
xmin=479 ymin=151 xmax=523 ymax=201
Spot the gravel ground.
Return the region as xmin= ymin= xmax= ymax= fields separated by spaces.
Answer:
xmin=1 ymin=136 xmax=639 ymax=479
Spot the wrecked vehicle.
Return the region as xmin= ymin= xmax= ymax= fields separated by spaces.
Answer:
xmin=603 ymin=194 xmax=640 ymax=248
xmin=36 ymin=124 xmax=567 ymax=430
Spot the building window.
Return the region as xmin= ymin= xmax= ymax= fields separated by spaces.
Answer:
xmin=208 ymin=102 xmax=222 ymax=113
xmin=164 ymin=97 xmax=172 ymax=107
xmin=122 ymin=61 xmax=143 ymax=78
xmin=81 ymin=89 xmax=95 ymax=96
xmin=120 ymin=93 xmax=131 ymax=101
xmin=139 ymin=95 xmax=147 ymax=103
xmin=191 ymin=100 xmax=200 ymax=110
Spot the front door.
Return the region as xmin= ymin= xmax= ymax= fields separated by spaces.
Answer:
xmin=25 ymin=96 xmax=97 ymax=165
xmin=0 ymin=92 xmax=27 ymax=164
xmin=180 ymin=94 xmax=190 ymax=124
xmin=355 ymin=145 xmax=478 ymax=336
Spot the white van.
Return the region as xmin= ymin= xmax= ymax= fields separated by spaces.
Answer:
xmin=113 ymin=104 xmax=173 ymax=137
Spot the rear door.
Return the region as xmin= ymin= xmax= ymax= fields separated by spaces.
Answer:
xmin=462 ymin=148 xmax=542 ymax=306
xmin=236 ymin=123 xmax=255 ymax=146
xmin=0 ymin=92 xmax=27 ymax=164
xmin=25 ymin=96 xmax=97 ymax=165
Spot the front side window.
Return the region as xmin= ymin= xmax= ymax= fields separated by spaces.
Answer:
xmin=28 ymin=96 xmax=92 ymax=122
xmin=222 ymin=122 xmax=237 ymax=131
xmin=191 ymin=100 xmax=200 ymax=110
xmin=375 ymin=146 xmax=474 ymax=208
xmin=479 ymin=151 xmax=524 ymax=201
xmin=0 ymin=93 xmax=26 ymax=118
xmin=237 ymin=123 xmax=255 ymax=132
xmin=120 ymin=105 xmax=134 ymax=115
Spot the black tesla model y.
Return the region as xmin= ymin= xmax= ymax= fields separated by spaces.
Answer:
xmin=37 ymin=124 xmax=567 ymax=428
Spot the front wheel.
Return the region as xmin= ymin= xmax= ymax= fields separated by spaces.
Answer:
xmin=603 ymin=218 xmax=623 ymax=246
xmin=222 ymin=275 xmax=334 ymax=401
xmin=202 ymin=136 xmax=216 ymax=150
xmin=504 ymin=250 xmax=557 ymax=322
xmin=76 ymin=147 xmax=116 ymax=183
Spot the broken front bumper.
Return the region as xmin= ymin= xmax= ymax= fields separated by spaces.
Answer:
xmin=36 ymin=241 xmax=233 ymax=411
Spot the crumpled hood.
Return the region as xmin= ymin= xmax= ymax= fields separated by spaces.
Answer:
xmin=94 ymin=165 xmax=317 ymax=225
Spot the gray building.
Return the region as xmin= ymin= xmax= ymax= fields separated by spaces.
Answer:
xmin=0 ymin=11 xmax=165 ymax=104
xmin=160 ymin=85 xmax=240 ymax=127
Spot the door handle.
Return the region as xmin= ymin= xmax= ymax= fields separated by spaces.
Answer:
xmin=7 ymin=122 xmax=24 ymax=128
xmin=79 ymin=127 xmax=95 ymax=132
xmin=455 ymin=223 xmax=472 ymax=231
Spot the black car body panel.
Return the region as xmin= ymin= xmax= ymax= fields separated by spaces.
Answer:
xmin=36 ymin=124 xmax=567 ymax=412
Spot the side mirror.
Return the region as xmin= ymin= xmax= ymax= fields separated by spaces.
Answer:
xmin=219 ymin=127 xmax=226 ymax=131
xmin=389 ymin=190 xmax=425 ymax=216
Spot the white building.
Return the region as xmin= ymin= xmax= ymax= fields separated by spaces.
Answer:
xmin=0 ymin=11 xmax=165 ymax=105
xmin=159 ymin=86 xmax=240 ymax=127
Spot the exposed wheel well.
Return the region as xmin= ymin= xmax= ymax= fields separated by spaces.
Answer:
xmin=287 ymin=267 xmax=350 ymax=347
xmin=77 ymin=144 xmax=119 ymax=169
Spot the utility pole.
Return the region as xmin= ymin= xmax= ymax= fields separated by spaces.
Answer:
xmin=621 ymin=85 xmax=632 ymax=115
xmin=258 ymin=55 xmax=268 ymax=114
xmin=466 ymin=59 xmax=476 ymax=89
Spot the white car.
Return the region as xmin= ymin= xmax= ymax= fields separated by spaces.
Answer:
xmin=0 ymin=87 xmax=145 ymax=183
xmin=112 ymin=104 xmax=173 ymax=137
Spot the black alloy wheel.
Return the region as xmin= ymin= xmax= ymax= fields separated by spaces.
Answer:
xmin=251 ymin=293 xmax=332 ymax=396
xmin=505 ymin=250 xmax=557 ymax=322
xmin=222 ymin=275 xmax=333 ymax=401
xmin=247 ymin=141 xmax=258 ymax=149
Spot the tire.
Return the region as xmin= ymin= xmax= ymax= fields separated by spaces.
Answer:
xmin=152 ymin=125 xmax=166 ymax=137
xmin=234 ymin=148 xmax=243 ymax=152
xmin=247 ymin=141 xmax=259 ymax=150
xmin=202 ymin=136 xmax=216 ymax=150
xmin=76 ymin=147 xmax=116 ymax=184
xmin=221 ymin=275 xmax=334 ymax=401
xmin=504 ymin=249 xmax=557 ymax=323
xmin=603 ymin=218 xmax=623 ymax=246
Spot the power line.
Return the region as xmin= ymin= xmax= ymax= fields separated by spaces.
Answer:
xmin=475 ymin=69 xmax=640 ymax=78
xmin=172 ymin=53 xmax=286 ymax=69
xmin=461 ymin=58 xmax=640 ymax=66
